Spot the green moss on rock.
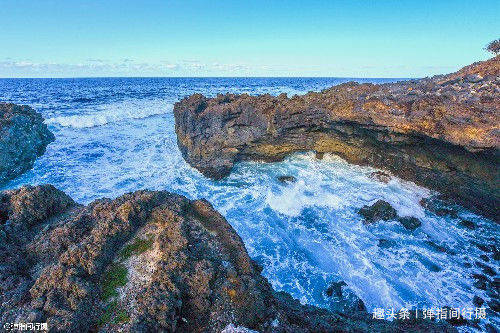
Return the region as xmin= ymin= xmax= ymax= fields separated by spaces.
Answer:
xmin=119 ymin=236 xmax=153 ymax=261
xmin=101 ymin=263 xmax=128 ymax=301
xmin=98 ymin=300 xmax=130 ymax=326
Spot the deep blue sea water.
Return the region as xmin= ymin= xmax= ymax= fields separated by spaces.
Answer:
xmin=1 ymin=78 xmax=498 ymax=330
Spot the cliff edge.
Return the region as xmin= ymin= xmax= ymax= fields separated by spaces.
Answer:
xmin=174 ymin=56 xmax=499 ymax=220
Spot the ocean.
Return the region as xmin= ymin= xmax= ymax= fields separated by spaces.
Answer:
xmin=1 ymin=77 xmax=497 ymax=328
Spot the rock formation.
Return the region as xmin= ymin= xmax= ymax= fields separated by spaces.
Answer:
xmin=174 ymin=56 xmax=499 ymax=221
xmin=358 ymin=200 xmax=397 ymax=224
xmin=0 ymin=185 xmax=455 ymax=332
xmin=0 ymin=103 xmax=54 ymax=185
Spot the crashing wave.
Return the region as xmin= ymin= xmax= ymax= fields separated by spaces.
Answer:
xmin=46 ymin=99 xmax=172 ymax=128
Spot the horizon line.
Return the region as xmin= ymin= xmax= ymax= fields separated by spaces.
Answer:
xmin=0 ymin=75 xmax=418 ymax=80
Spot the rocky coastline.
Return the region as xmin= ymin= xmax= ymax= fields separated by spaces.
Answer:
xmin=0 ymin=185 xmax=455 ymax=332
xmin=0 ymin=56 xmax=497 ymax=332
xmin=174 ymin=56 xmax=499 ymax=221
xmin=0 ymin=103 xmax=54 ymax=185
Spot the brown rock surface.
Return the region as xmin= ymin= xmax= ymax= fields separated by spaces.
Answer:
xmin=0 ymin=185 xmax=456 ymax=332
xmin=174 ymin=56 xmax=499 ymax=220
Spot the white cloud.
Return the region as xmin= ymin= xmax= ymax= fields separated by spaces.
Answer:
xmin=0 ymin=58 xmax=256 ymax=77
xmin=0 ymin=58 xmax=455 ymax=78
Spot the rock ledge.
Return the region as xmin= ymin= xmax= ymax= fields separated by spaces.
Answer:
xmin=174 ymin=56 xmax=500 ymax=220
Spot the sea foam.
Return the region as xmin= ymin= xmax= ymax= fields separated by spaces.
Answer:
xmin=46 ymin=99 xmax=172 ymax=128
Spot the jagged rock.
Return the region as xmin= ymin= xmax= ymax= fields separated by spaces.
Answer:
xmin=465 ymin=74 xmax=483 ymax=83
xmin=424 ymin=240 xmax=456 ymax=255
xmin=277 ymin=175 xmax=296 ymax=184
xmin=459 ymin=219 xmax=476 ymax=230
xmin=0 ymin=185 xmax=456 ymax=332
xmin=398 ymin=216 xmax=422 ymax=230
xmin=359 ymin=200 xmax=397 ymax=224
xmin=325 ymin=281 xmax=367 ymax=314
xmin=475 ymin=261 xmax=496 ymax=276
xmin=315 ymin=151 xmax=325 ymax=159
xmin=369 ymin=171 xmax=391 ymax=184
xmin=472 ymin=274 xmax=489 ymax=290
xmin=378 ymin=239 xmax=396 ymax=248
xmin=419 ymin=197 xmax=459 ymax=218
xmin=0 ymin=103 xmax=54 ymax=185
xmin=488 ymin=300 xmax=500 ymax=313
xmin=473 ymin=296 xmax=484 ymax=307
xmin=325 ymin=281 xmax=347 ymax=298
xmin=174 ymin=56 xmax=499 ymax=221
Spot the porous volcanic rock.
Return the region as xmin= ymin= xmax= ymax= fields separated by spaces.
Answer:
xmin=0 ymin=185 xmax=456 ymax=332
xmin=174 ymin=56 xmax=500 ymax=220
xmin=0 ymin=103 xmax=54 ymax=185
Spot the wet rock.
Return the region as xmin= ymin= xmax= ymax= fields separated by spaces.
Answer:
xmin=0 ymin=103 xmax=55 ymax=185
xmin=325 ymin=281 xmax=347 ymax=298
xmin=315 ymin=151 xmax=325 ymax=159
xmin=475 ymin=261 xmax=496 ymax=276
xmin=434 ymin=208 xmax=458 ymax=218
xmin=473 ymin=296 xmax=484 ymax=307
xmin=378 ymin=239 xmax=396 ymax=249
xmin=398 ymin=216 xmax=422 ymax=230
xmin=488 ymin=300 xmax=500 ymax=313
xmin=458 ymin=219 xmax=476 ymax=230
xmin=485 ymin=323 xmax=498 ymax=333
xmin=369 ymin=171 xmax=391 ymax=184
xmin=424 ymin=240 xmax=449 ymax=253
xmin=444 ymin=308 xmax=468 ymax=326
xmin=277 ymin=175 xmax=296 ymax=184
xmin=174 ymin=56 xmax=500 ymax=220
xmin=417 ymin=255 xmax=442 ymax=272
xmin=1 ymin=185 xmax=456 ymax=332
xmin=475 ymin=243 xmax=493 ymax=253
xmin=420 ymin=197 xmax=463 ymax=219
xmin=472 ymin=274 xmax=489 ymax=290
xmin=222 ymin=324 xmax=258 ymax=333
xmin=325 ymin=281 xmax=367 ymax=314
xmin=446 ymin=317 xmax=468 ymax=327
xmin=358 ymin=200 xmax=397 ymax=224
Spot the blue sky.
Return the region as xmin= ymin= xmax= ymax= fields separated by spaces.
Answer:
xmin=0 ymin=0 xmax=498 ymax=78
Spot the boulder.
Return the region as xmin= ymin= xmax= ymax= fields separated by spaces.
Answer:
xmin=398 ymin=216 xmax=422 ymax=230
xmin=0 ymin=103 xmax=54 ymax=185
xmin=369 ymin=171 xmax=391 ymax=184
xmin=358 ymin=200 xmax=397 ymax=224
xmin=473 ymin=296 xmax=484 ymax=307
xmin=277 ymin=175 xmax=296 ymax=184
xmin=0 ymin=185 xmax=456 ymax=332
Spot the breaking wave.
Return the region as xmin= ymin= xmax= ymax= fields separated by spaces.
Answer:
xmin=46 ymin=99 xmax=172 ymax=128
